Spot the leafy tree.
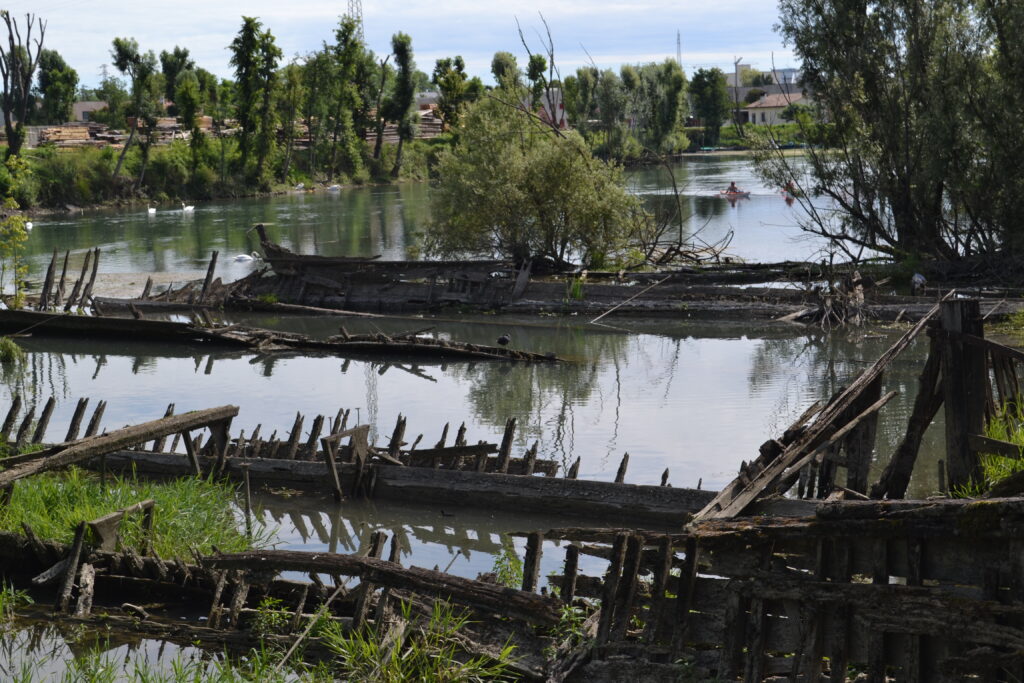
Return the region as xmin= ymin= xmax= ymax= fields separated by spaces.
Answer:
xmin=744 ymin=88 xmax=766 ymax=105
xmin=490 ymin=51 xmax=521 ymax=91
xmin=159 ymin=46 xmax=194 ymax=113
xmin=110 ymin=37 xmax=160 ymax=186
xmin=0 ymin=12 xmax=46 ymax=157
xmin=302 ymin=48 xmax=334 ymax=177
xmin=36 ymin=49 xmax=78 ymax=124
xmin=386 ymin=32 xmax=416 ymax=178
xmin=759 ymin=0 xmax=978 ymax=260
xmin=431 ymin=56 xmax=482 ymax=129
xmin=328 ymin=17 xmax=364 ymax=179
xmin=564 ymin=67 xmax=598 ymax=135
xmin=688 ymin=68 xmax=731 ymax=146
xmin=174 ymin=68 xmax=202 ymax=180
xmin=89 ymin=69 xmax=129 ymax=129
xmin=229 ymin=17 xmax=280 ymax=184
xmin=526 ymin=54 xmax=547 ymax=109
xmin=277 ymin=62 xmax=304 ymax=181
xmin=426 ymin=98 xmax=641 ymax=269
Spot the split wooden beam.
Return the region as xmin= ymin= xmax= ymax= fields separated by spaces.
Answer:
xmin=0 ymin=405 xmax=239 ymax=487
xmin=940 ymin=299 xmax=986 ymax=490
xmin=694 ymin=301 xmax=940 ymax=520
xmin=203 ymin=549 xmax=561 ymax=626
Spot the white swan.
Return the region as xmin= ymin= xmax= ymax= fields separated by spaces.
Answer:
xmin=234 ymin=252 xmax=262 ymax=262
xmin=181 ymin=201 xmax=195 ymax=213
xmin=148 ymin=205 xmax=156 ymax=215
xmin=326 ymin=184 xmax=341 ymax=192
xmin=24 ymin=221 xmax=32 ymax=231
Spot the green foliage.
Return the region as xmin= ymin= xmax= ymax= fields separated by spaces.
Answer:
xmin=256 ymin=293 xmax=279 ymax=304
xmin=0 ymin=336 xmax=24 ymax=364
xmin=565 ymin=274 xmax=586 ymax=301
xmin=0 ymin=468 xmax=271 ymax=558
xmin=490 ymin=51 xmax=521 ymax=91
xmin=251 ymin=596 xmax=290 ymax=638
xmin=688 ymin=68 xmax=732 ymax=146
xmin=160 ymin=46 xmax=195 ymax=112
xmin=385 ymin=32 xmax=417 ymax=178
xmin=431 ymin=55 xmax=482 ymax=129
xmin=0 ymin=157 xmax=31 ymax=307
xmin=490 ymin=538 xmax=524 ymax=588
xmin=0 ymin=582 xmax=32 ymax=623
xmin=35 ymin=49 xmax=79 ymax=124
xmin=544 ymin=604 xmax=588 ymax=658
xmin=426 ymin=97 xmax=642 ymax=268
xmin=321 ymin=599 xmax=518 ymax=682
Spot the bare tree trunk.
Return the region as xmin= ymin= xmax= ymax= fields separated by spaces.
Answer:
xmin=391 ymin=136 xmax=404 ymax=178
xmin=113 ymin=124 xmax=137 ymax=179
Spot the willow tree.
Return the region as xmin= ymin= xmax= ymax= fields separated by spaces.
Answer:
xmin=426 ymin=98 xmax=641 ymax=269
xmin=758 ymin=0 xmax=988 ymax=261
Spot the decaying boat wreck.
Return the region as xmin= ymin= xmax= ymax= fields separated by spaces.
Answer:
xmin=2 ymin=297 xmax=1024 ymax=680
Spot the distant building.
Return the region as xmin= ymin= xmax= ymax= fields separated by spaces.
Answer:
xmin=72 ymin=101 xmax=107 ymax=122
xmin=415 ymin=91 xmax=439 ymax=111
xmin=522 ymin=88 xmax=567 ymax=129
xmin=743 ymin=93 xmax=810 ymax=126
xmin=770 ymin=68 xmax=801 ymax=87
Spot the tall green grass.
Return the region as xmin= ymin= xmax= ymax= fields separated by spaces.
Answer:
xmin=0 ymin=468 xmax=270 ymax=557
xmin=951 ymin=402 xmax=1024 ymax=497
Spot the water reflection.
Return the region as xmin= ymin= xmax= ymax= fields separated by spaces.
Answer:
xmin=3 ymin=315 xmax=939 ymax=496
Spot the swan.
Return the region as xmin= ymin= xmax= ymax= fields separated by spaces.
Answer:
xmin=147 ymin=205 xmax=156 ymax=214
xmin=234 ymin=252 xmax=262 ymax=262
xmin=181 ymin=201 xmax=195 ymax=213
xmin=326 ymin=184 xmax=341 ymax=192
xmin=24 ymin=221 xmax=32 ymax=232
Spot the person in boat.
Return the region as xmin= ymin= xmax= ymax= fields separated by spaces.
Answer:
xmin=726 ymin=182 xmax=741 ymax=194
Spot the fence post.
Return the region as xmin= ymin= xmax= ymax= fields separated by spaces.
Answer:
xmin=940 ymin=299 xmax=985 ymax=490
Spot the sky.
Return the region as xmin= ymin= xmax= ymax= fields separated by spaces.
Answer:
xmin=12 ymin=0 xmax=797 ymax=89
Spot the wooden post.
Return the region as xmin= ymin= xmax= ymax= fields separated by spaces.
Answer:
xmin=387 ymin=414 xmax=406 ymax=461
xmin=567 ymin=457 xmax=580 ymax=479
xmin=844 ymin=375 xmax=882 ymax=494
xmin=140 ymin=276 xmax=153 ymax=300
xmin=614 ymin=452 xmax=629 ymax=483
xmin=660 ymin=468 xmax=670 ymax=486
xmin=610 ymin=534 xmax=643 ymax=641
xmin=596 ymin=532 xmax=628 ymax=646
xmin=31 ymin=397 xmax=55 ymax=444
xmin=79 ymin=248 xmax=100 ymax=308
xmin=182 ymin=430 xmax=202 ymax=476
xmin=84 ymin=400 xmax=106 ymax=437
xmin=14 ymin=405 xmax=35 ymax=449
xmin=304 ymin=415 xmax=324 ymax=460
xmin=64 ymin=397 xmax=89 ymax=443
xmin=941 ymin=299 xmax=986 ymax=490
xmin=644 ymin=535 xmax=674 ymax=643
xmin=524 ymin=441 xmax=538 ymax=475
xmin=1 ymin=394 xmax=21 ymax=442
xmin=56 ymin=521 xmax=87 ymax=613
xmin=283 ymin=413 xmax=304 ymax=460
xmin=151 ymin=404 xmax=175 ymax=452
xmin=435 ymin=422 xmax=449 ymax=448
xmin=322 ymin=437 xmax=344 ymax=501
xmin=63 ymin=249 xmax=91 ymax=312
xmin=54 ymin=251 xmax=70 ymax=307
xmin=522 ymin=532 xmax=543 ymax=593
xmin=497 ymin=418 xmax=516 ymax=473
xmin=39 ymin=249 xmax=57 ymax=310
xmin=197 ymin=251 xmax=219 ymax=304
xmin=240 ymin=463 xmax=252 ymax=539
xmin=561 ymin=544 xmax=579 ymax=604
xmin=352 ymin=530 xmax=388 ymax=627
xmin=671 ymin=538 xmax=700 ymax=655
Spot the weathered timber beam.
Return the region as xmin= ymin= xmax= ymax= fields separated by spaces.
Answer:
xmin=202 ymin=550 xmax=561 ymax=626
xmin=0 ymin=405 xmax=239 ymax=487
xmin=968 ymin=434 xmax=1023 ymax=460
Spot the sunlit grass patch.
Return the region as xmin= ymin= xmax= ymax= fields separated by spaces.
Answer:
xmin=0 ymin=468 xmax=272 ymax=558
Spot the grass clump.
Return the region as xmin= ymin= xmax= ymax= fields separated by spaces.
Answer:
xmin=321 ymin=599 xmax=518 ymax=682
xmin=0 ymin=336 xmax=23 ymax=364
xmin=0 ymin=468 xmax=270 ymax=557
xmin=951 ymin=402 xmax=1024 ymax=498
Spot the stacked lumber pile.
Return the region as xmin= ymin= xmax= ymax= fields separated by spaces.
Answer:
xmin=39 ymin=126 xmax=98 ymax=148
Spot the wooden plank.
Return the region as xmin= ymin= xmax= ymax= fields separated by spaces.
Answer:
xmin=203 ymin=549 xmax=561 ymax=626
xmin=941 ymin=300 xmax=986 ymax=490
xmin=968 ymin=434 xmax=1023 ymax=460
xmin=0 ymin=405 xmax=239 ymax=487
xmin=695 ymin=301 xmax=940 ymax=520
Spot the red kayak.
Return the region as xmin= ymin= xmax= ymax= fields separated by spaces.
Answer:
xmin=720 ymin=190 xmax=751 ymax=198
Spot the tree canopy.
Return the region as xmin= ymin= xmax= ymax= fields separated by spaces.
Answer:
xmin=688 ymin=68 xmax=731 ymax=146
xmin=426 ymin=98 xmax=641 ymax=269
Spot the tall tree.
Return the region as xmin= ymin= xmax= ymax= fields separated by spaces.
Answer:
xmin=386 ymin=32 xmax=416 ymax=178
xmin=229 ymin=17 xmax=263 ymax=173
xmin=490 ymin=51 xmax=521 ymax=91
xmin=277 ymin=62 xmax=304 ymax=181
xmin=688 ymin=68 xmax=731 ymax=146
xmin=253 ymin=28 xmax=281 ymax=182
xmin=110 ymin=37 xmax=159 ymax=185
xmin=0 ymin=11 xmax=46 ymax=157
xmin=36 ymin=49 xmax=78 ymax=124
xmin=174 ymin=68 xmax=202 ymax=181
xmin=431 ymin=56 xmax=482 ymax=129
xmin=329 ymin=16 xmax=364 ymax=179
xmin=302 ymin=48 xmax=334 ymax=177
xmin=159 ymin=46 xmax=194 ymax=113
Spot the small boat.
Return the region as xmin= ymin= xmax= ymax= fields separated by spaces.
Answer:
xmin=720 ymin=191 xmax=751 ymax=199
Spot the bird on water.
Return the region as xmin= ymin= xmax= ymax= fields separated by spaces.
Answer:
xmin=181 ymin=201 xmax=195 ymax=213
xmin=497 ymin=333 xmax=511 ymax=347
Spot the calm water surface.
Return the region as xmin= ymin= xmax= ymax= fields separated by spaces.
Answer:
xmin=7 ymin=157 xmax=941 ymax=584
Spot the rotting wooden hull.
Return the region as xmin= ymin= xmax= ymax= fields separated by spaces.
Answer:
xmin=0 ymin=308 xmax=229 ymax=344
xmin=97 ymin=450 xmax=714 ymax=526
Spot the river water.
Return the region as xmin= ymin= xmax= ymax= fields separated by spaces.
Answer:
xmin=10 ymin=156 xmax=941 ymax=584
